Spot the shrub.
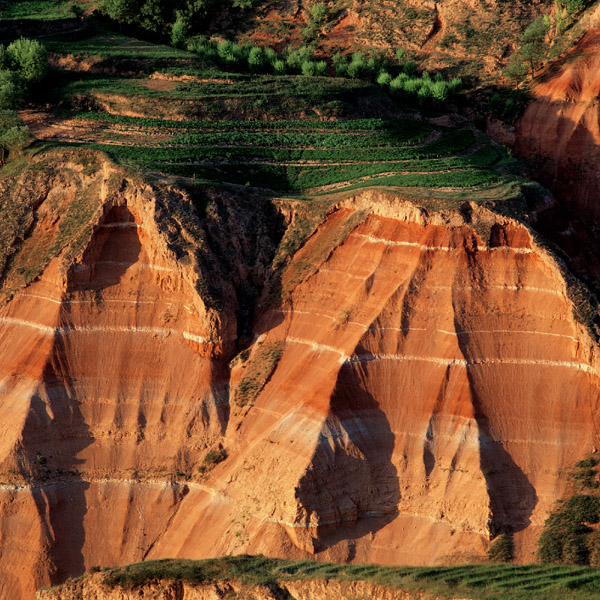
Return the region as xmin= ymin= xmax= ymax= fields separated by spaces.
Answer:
xmin=0 ymin=70 xmax=23 ymax=109
xmin=377 ymin=71 xmax=392 ymax=86
xmin=0 ymin=109 xmax=30 ymax=164
xmin=6 ymin=38 xmax=47 ymax=83
xmin=272 ymin=59 xmax=286 ymax=75
xmin=403 ymin=60 xmax=417 ymax=76
xmin=204 ymin=448 xmax=228 ymax=465
xmin=431 ymin=80 xmax=449 ymax=103
xmin=389 ymin=73 xmax=407 ymax=92
xmin=314 ymin=60 xmax=327 ymax=76
xmin=488 ymin=532 xmax=514 ymax=562
xmin=346 ymin=52 xmax=376 ymax=79
xmin=217 ymin=40 xmax=245 ymax=68
xmin=198 ymin=447 xmax=228 ymax=473
xmin=285 ymin=46 xmax=313 ymax=73
xmin=301 ymin=60 xmax=316 ymax=77
xmin=170 ymin=13 xmax=188 ymax=48
xmin=332 ymin=52 xmax=347 ymax=77
xmin=417 ymin=82 xmax=433 ymax=104
xmin=248 ymin=46 xmax=265 ymax=72
xmin=538 ymin=456 xmax=600 ymax=565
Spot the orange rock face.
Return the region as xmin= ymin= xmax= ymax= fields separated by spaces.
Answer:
xmin=517 ymin=20 xmax=600 ymax=220
xmin=0 ymin=162 xmax=599 ymax=599
xmin=515 ymin=8 xmax=600 ymax=282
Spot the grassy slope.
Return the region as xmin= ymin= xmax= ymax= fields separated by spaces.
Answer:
xmin=49 ymin=555 xmax=600 ymax=600
xmin=0 ymin=0 xmax=82 ymax=20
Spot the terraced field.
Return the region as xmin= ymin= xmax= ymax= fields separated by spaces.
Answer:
xmin=0 ymin=0 xmax=82 ymax=21
xmin=24 ymin=24 xmax=523 ymax=200
xmin=32 ymin=112 xmax=513 ymax=193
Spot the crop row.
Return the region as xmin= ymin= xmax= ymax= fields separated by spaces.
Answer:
xmin=88 ymin=128 xmax=478 ymax=163
xmin=165 ymin=130 xmax=431 ymax=149
xmin=74 ymin=112 xmax=432 ymax=135
xmin=132 ymin=162 xmax=503 ymax=192
xmin=103 ymin=555 xmax=600 ymax=598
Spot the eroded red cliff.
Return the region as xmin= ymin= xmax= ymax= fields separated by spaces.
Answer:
xmin=515 ymin=5 xmax=600 ymax=285
xmin=0 ymin=156 xmax=598 ymax=598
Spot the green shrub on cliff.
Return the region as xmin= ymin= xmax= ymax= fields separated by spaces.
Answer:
xmin=538 ymin=456 xmax=600 ymax=565
xmin=0 ymin=110 xmax=31 ymax=165
xmin=488 ymin=532 xmax=515 ymax=562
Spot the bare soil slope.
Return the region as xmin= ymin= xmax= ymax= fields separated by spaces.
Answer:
xmin=0 ymin=152 xmax=598 ymax=597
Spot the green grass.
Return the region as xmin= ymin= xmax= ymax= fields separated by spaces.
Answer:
xmin=80 ymin=555 xmax=600 ymax=600
xmin=45 ymin=33 xmax=196 ymax=61
xmin=0 ymin=0 xmax=80 ymax=20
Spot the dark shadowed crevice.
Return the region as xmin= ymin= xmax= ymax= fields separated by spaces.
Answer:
xmin=295 ymin=361 xmax=400 ymax=553
xmin=451 ymin=266 xmax=538 ymax=537
xmin=18 ymin=355 xmax=93 ymax=584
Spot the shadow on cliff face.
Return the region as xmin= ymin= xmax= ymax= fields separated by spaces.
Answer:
xmin=16 ymin=206 xmax=145 ymax=584
xmin=177 ymin=185 xmax=286 ymax=347
xmin=454 ymin=329 xmax=538 ymax=537
xmin=68 ymin=206 xmax=143 ymax=292
xmin=516 ymin=100 xmax=600 ymax=313
xmin=295 ymin=362 xmax=400 ymax=554
xmin=19 ymin=351 xmax=93 ymax=584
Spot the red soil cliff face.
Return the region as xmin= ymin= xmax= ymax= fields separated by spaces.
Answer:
xmin=164 ymin=196 xmax=598 ymax=569
xmin=0 ymin=163 xmax=598 ymax=598
xmin=515 ymin=7 xmax=600 ymax=282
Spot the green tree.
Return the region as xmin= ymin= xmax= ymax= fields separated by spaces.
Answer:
xmin=0 ymin=70 xmax=23 ymax=109
xmin=538 ymin=462 xmax=600 ymax=566
xmin=248 ymin=46 xmax=265 ymax=72
xmin=171 ymin=12 xmax=189 ymax=47
xmin=504 ymin=16 xmax=550 ymax=84
xmin=272 ymin=59 xmax=286 ymax=75
xmin=99 ymin=0 xmax=140 ymax=24
xmin=377 ymin=71 xmax=392 ymax=86
xmin=431 ymin=80 xmax=449 ymax=103
xmin=503 ymin=54 xmax=528 ymax=86
xmin=301 ymin=60 xmax=316 ymax=77
xmin=6 ymin=38 xmax=47 ymax=84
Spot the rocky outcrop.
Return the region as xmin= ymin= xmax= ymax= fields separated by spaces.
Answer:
xmin=0 ymin=151 xmax=282 ymax=599
xmin=0 ymin=153 xmax=598 ymax=598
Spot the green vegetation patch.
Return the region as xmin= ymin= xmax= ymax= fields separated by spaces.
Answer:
xmin=62 ymin=119 xmax=515 ymax=196
xmin=538 ymin=456 xmax=600 ymax=566
xmin=92 ymin=555 xmax=600 ymax=599
xmin=0 ymin=0 xmax=81 ymax=21
xmin=46 ymin=32 xmax=195 ymax=61
xmin=234 ymin=341 xmax=284 ymax=407
xmin=0 ymin=149 xmax=103 ymax=300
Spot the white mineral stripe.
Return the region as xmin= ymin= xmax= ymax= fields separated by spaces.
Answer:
xmin=0 ymin=317 xmax=212 ymax=344
xmin=287 ymin=337 xmax=347 ymax=359
xmin=345 ymin=353 xmax=598 ymax=376
xmin=354 ymin=232 xmax=533 ymax=254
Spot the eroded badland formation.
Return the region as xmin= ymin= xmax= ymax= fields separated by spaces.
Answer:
xmin=0 ymin=0 xmax=599 ymax=598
